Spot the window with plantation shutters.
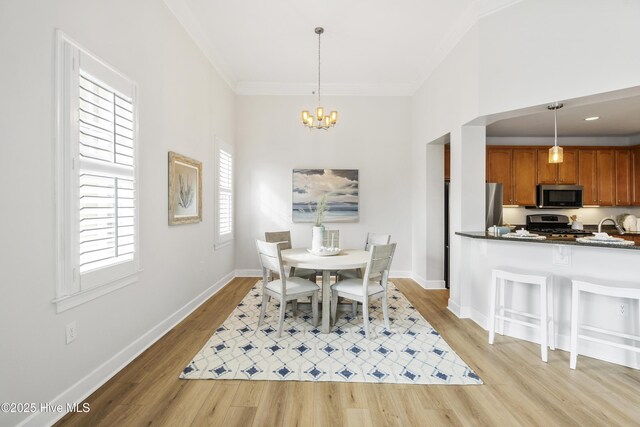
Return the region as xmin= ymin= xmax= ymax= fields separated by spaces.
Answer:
xmin=55 ymin=32 xmax=139 ymax=312
xmin=215 ymin=138 xmax=233 ymax=247
xmin=78 ymin=71 xmax=135 ymax=273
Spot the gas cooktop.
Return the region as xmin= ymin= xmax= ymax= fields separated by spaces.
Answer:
xmin=526 ymin=214 xmax=593 ymax=236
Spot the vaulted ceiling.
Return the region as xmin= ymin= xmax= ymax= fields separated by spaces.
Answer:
xmin=163 ymin=0 xmax=522 ymax=95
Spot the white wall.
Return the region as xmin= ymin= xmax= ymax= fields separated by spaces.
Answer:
xmin=235 ymin=96 xmax=412 ymax=276
xmin=412 ymin=0 xmax=640 ymax=317
xmin=0 ymin=1 xmax=234 ymax=425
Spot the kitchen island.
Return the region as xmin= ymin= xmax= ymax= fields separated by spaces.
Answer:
xmin=455 ymin=231 xmax=640 ymax=369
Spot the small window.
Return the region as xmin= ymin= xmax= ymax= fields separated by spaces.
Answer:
xmin=215 ymin=137 xmax=233 ymax=248
xmin=55 ymin=31 xmax=139 ymax=312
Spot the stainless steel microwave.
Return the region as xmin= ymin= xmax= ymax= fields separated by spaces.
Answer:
xmin=536 ymin=184 xmax=583 ymax=208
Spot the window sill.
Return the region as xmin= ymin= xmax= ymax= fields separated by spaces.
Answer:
xmin=53 ymin=273 xmax=138 ymax=313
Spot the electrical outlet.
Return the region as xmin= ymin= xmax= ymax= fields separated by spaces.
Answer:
xmin=619 ymin=303 xmax=628 ymax=317
xmin=553 ymin=245 xmax=571 ymax=266
xmin=66 ymin=321 xmax=77 ymax=344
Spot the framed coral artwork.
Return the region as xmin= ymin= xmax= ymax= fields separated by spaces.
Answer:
xmin=168 ymin=151 xmax=202 ymax=225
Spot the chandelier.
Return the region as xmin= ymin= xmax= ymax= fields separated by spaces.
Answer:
xmin=548 ymin=102 xmax=564 ymax=163
xmin=301 ymin=27 xmax=338 ymax=130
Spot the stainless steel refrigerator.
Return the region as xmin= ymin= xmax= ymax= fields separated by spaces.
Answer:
xmin=444 ymin=182 xmax=503 ymax=288
xmin=485 ymin=183 xmax=504 ymax=229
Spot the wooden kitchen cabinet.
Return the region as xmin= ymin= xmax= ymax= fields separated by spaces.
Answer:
xmin=512 ymin=148 xmax=537 ymax=206
xmin=633 ymin=147 xmax=640 ymax=206
xmin=537 ymin=149 xmax=557 ymax=184
xmin=537 ymin=148 xmax=578 ymax=185
xmin=558 ymin=149 xmax=578 ymax=184
xmin=596 ymin=149 xmax=615 ymax=206
xmin=615 ymin=149 xmax=632 ymax=206
xmin=578 ymin=149 xmax=598 ymax=205
xmin=487 ymin=147 xmax=513 ymax=205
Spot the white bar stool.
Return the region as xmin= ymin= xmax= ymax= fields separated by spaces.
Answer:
xmin=570 ymin=279 xmax=640 ymax=370
xmin=488 ymin=268 xmax=555 ymax=362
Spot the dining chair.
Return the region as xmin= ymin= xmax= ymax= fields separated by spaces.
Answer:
xmin=337 ymin=232 xmax=391 ymax=281
xmin=255 ymin=240 xmax=319 ymax=337
xmin=330 ymin=243 xmax=396 ymax=339
xmin=264 ymin=231 xmax=317 ymax=281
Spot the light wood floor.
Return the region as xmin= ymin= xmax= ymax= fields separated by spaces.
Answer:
xmin=56 ymin=277 xmax=640 ymax=427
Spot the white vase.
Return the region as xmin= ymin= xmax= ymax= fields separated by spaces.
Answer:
xmin=312 ymin=226 xmax=324 ymax=252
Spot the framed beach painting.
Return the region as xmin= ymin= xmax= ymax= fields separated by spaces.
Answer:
xmin=292 ymin=169 xmax=359 ymax=223
xmin=168 ymin=151 xmax=202 ymax=225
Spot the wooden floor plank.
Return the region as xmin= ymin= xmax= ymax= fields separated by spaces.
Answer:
xmin=56 ymin=277 xmax=640 ymax=427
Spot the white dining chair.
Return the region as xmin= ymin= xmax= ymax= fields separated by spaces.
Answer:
xmin=256 ymin=240 xmax=319 ymax=337
xmin=265 ymin=231 xmax=317 ymax=281
xmin=337 ymin=232 xmax=391 ymax=281
xmin=330 ymin=243 xmax=396 ymax=339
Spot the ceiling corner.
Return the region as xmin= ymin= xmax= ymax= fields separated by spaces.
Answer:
xmin=162 ymin=0 xmax=238 ymax=92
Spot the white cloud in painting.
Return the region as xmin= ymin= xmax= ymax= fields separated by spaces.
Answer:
xmin=293 ymin=169 xmax=358 ymax=204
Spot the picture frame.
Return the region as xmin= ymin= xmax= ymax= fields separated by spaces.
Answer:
xmin=168 ymin=151 xmax=202 ymax=225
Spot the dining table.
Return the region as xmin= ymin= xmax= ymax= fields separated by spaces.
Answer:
xmin=280 ymin=248 xmax=369 ymax=334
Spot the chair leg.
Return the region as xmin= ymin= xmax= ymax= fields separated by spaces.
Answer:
xmin=362 ymin=298 xmax=371 ymax=340
xmin=488 ymin=270 xmax=498 ymax=345
xmin=277 ymin=298 xmax=286 ymax=338
xmin=548 ymin=277 xmax=556 ymax=351
xmin=540 ymin=281 xmax=548 ymax=362
xmin=259 ymin=291 xmax=268 ymax=327
xmin=382 ymin=293 xmax=390 ymax=330
xmin=351 ymin=300 xmax=357 ymax=318
xmin=292 ymin=300 xmax=298 ymax=317
xmin=499 ymin=277 xmax=506 ymax=335
xmin=331 ymin=291 xmax=339 ymax=325
xmin=570 ymin=286 xmax=580 ymax=369
xmin=312 ymin=292 xmax=319 ymax=327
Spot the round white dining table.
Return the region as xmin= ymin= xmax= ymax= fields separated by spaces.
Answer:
xmin=280 ymin=248 xmax=369 ymax=334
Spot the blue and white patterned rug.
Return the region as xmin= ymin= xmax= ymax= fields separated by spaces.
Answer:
xmin=180 ymin=281 xmax=482 ymax=385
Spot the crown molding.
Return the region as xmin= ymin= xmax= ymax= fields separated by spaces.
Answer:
xmin=162 ymin=0 xmax=237 ymax=90
xmin=235 ymin=82 xmax=415 ymax=97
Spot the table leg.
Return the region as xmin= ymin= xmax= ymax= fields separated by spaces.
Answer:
xmin=322 ymin=270 xmax=331 ymax=334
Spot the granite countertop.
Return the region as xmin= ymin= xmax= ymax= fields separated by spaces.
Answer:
xmin=456 ymin=231 xmax=640 ymax=251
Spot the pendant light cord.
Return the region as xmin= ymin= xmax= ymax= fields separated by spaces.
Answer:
xmin=554 ymin=107 xmax=558 ymax=147
xmin=317 ymin=30 xmax=321 ymax=106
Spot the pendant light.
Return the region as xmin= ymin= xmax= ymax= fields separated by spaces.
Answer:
xmin=300 ymin=27 xmax=337 ymax=130
xmin=548 ymin=102 xmax=564 ymax=164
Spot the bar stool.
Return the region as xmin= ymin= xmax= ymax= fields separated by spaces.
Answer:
xmin=488 ymin=268 xmax=555 ymax=362
xmin=570 ymin=278 xmax=640 ymax=370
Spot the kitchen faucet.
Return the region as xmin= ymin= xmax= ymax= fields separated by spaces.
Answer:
xmin=598 ymin=216 xmax=625 ymax=234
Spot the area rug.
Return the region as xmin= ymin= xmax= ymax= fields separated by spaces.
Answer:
xmin=180 ymin=281 xmax=482 ymax=385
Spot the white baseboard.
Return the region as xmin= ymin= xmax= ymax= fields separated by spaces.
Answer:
xmin=19 ymin=271 xmax=235 ymax=427
xmin=235 ymin=269 xmax=262 ymax=277
xmin=447 ymin=298 xmax=462 ymax=317
xmin=411 ymin=273 xmax=427 ymax=288
xmin=390 ymin=270 xmax=412 ymax=278
xmin=424 ymin=280 xmax=446 ymax=289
